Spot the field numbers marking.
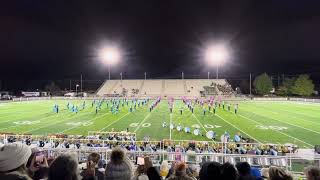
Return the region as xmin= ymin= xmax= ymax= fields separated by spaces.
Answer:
xmin=13 ymin=120 xmax=41 ymax=125
xmin=238 ymin=114 xmax=313 ymax=148
xmin=255 ymin=125 xmax=288 ymax=131
xmin=66 ymin=122 xmax=93 ymax=126
xmin=130 ymin=123 xmax=151 ymax=128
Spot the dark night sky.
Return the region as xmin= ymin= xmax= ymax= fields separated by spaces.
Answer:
xmin=1 ymin=0 xmax=320 ymax=89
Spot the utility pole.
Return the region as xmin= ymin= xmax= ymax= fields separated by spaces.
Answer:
xmin=182 ymin=72 xmax=184 ymax=80
xmin=144 ymin=72 xmax=147 ymax=80
xmin=249 ymin=73 xmax=252 ymax=96
xmin=80 ymin=74 xmax=83 ymax=93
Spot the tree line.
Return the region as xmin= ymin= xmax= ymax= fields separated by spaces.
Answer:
xmin=253 ymin=73 xmax=316 ymax=96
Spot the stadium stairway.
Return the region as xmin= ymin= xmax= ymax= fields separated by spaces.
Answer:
xmin=161 ymin=80 xmax=165 ymax=96
xmin=138 ymin=79 xmax=145 ymax=96
xmin=183 ymin=79 xmax=188 ymax=95
xmin=108 ymin=80 xmax=120 ymax=94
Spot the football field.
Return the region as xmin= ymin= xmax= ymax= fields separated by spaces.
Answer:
xmin=0 ymin=99 xmax=319 ymax=148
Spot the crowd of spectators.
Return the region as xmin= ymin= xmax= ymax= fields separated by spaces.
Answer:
xmin=0 ymin=142 xmax=318 ymax=180
xmin=1 ymin=135 xmax=297 ymax=157
xmin=216 ymin=84 xmax=234 ymax=95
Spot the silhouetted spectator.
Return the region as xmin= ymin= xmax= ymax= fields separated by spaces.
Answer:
xmin=48 ymin=153 xmax=80 ymax=180
xmin=199 ymin=162 xmax=222 ymax=180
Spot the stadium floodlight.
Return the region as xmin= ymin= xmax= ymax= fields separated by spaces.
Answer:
xmin=99 ymin=46 xmax=121 ymax=80
xmin=75 ymin=84 xmax=80 ymax=95
xmin=205 ymin=44 xmax=229 ymax=79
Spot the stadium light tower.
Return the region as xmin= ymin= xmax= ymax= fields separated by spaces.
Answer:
xmin=205 ymin=44 xmax=229 ymax=79
xmin=99 ymin=47 xmax=120 ymax=80
xmin=75 ymin=84 xmax=79 ymax=95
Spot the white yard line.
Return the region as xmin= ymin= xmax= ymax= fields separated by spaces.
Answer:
xmin=61 ymin=112 xmax=112 ymax=133
xmin=250 ymin=103 xmax=320 ymax=123
xmin=23 ymin=110 xmax=99 ymax=133
xmin=215 ymin=114 xmax=262 ymax=143
xmin=133 ymin=113 xmax=151 ymax=133
xmin=169 ymin=114 xmax=172 ymax=140
xmin=238 ymin=114 xmax=313 ymax=148
xmin=191 ymin=114 xmax=208 ymax=134
xmin=0 ymin=112 xmax=67 ymax=131
xmin=99 ymin=112 xmax=131 ymax=132
xmin=247 ymin=110 xmax=320 ymax=135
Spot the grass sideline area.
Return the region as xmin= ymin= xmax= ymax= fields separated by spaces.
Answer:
xmin=0 ymin=99 xmax=319 ymax=148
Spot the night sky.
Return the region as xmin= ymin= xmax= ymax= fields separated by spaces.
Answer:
xmin=1 ymin=0 xmax=320 ymax=90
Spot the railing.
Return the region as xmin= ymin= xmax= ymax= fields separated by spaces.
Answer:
xmin=253 ymin=97 xmax=320 ymax=103
xmin=37 ymin=147 xmax=320 ymax=172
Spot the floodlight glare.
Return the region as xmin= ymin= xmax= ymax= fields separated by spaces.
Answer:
xmin=100 ymin=47 xmax=120 ymax=65
xmin=205 ymin=44 xmax=229 ymax=66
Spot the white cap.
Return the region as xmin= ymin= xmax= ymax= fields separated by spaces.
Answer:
xmin=0 ymin=143 xmax=32 ymax=172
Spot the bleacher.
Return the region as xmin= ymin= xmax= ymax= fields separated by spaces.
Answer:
xmin=163 ymin=80 xmax=185 ymax=96
xmin=96 ymin=79 xmax=234 ymax=97
xmin=140 ymin=80 xmax=163 ymax=96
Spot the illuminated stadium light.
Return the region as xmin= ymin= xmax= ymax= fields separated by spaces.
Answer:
xmin=205 ymin=44 xmax=229 ymax=66
xmin=205 ymin=44 xmax=230 ymax=79
xmin=99 ymin=46 xmax=121 ymax=80
xmin=99 ymin=47 xmax=120 ymax=65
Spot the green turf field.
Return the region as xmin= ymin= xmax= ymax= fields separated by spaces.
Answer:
xmin=0 ymin=99 xmax=319 ymax=148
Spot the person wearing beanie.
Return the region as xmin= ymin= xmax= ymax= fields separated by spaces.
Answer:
xmin=0 ymin=143 xmax=32 ymax=180
xmin=166 ymin=162 xmax=194 ymax=180
xmin=105 ymin=147 xmax=133 ymax=180
xmin=48 ymin=153 xmax=80 ymax=180
xmin=199 ymin=162 xmax=222 ymax=180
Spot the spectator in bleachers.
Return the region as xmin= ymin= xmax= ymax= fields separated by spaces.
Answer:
xmin=166 ymin=162 xmax=194 ymax=180
xmin=105 ymin=147 xmax=133 ymax=180
xmin=221 ymin=162 xmax=238 ymax=180
xmin=251 ymin=167 xmax=263 ymax=180
xmin=48 ymin=153 xmax=79 ymax=180
xmin=268 ymin=166 xmax=292 ymax=180
xmin=236 ymin=162 xmax=255 ymax=180
xmin=81 ymin=152 xmax=104 ymax=180
xmin=304 ymin=166 xmax=320 ymax=180
xmin=26 ymin=149 xmax=49 ymax=180
xmin=132 ymin=165 xmax=149 ymax=180
xmin=0 ymin=143 xmax=32 ymax=180
xmin=186 ymin=164 xmax=198 ymax=180
xmin=199 ymin=162 xmax=222 ymax=180
xmin=260 ymin=168 xmax=269 ymax=179
xmin=144 ymin=156 xmax=161 ymax=180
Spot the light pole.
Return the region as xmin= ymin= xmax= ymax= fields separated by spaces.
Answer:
xmin=75 ymin=84 xmax=79 ymax=96
xmin=99 ymin=47 xmax=120 ymax=80
xmin=108 ymin=65 xmax=111 ymax=80
xmin=208 ymin=72 xmax=210 ymax=79
xmin=205 ymin=44 xmax=229 ymax=80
